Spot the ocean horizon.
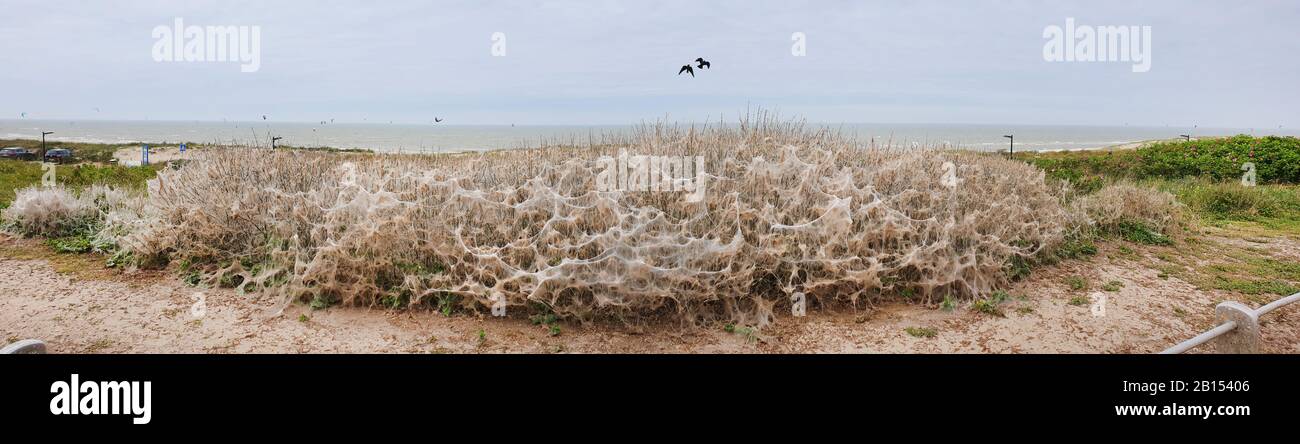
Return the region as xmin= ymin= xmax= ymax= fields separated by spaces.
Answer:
xmin=2 ymin=119 xmax=1295 ymax=153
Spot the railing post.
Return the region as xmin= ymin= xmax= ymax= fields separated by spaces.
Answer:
xmin=1213 ymin=302 xmax=1260 ymax=353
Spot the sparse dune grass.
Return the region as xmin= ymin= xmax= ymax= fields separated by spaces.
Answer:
xmin=1074 ymin=182 xmax=1186 ymax=244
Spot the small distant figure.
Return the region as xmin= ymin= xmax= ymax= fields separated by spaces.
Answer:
xmin=434 ymin=117 xmax=443 ymax=123
xmin=262 ymin=115 xmax=267 ymax=120
xmin=696 ymin=57 xmax=710 ymax=69
xmin=678 ymin=64 xmax=694 ymax=77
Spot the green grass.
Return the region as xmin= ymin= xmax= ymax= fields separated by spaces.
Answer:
xmin=1065 ymin=276 xmax=1088 ymax=291
xmin=434 ymin=293 xmax=460 ymax=316
xmin=309 ymin=294 xmax=335 ymax=310
xmin=1018 ymin=148 xmax=1145 ymax=193
xmin=723 ymin=323 xmax=758 ymax=342
xmin=1151 ymin=179 xmax=1300 ymax=232
xmin=46 ymin=236 xmax=93 ymax=253
xmin=973 ymin=298 xmax=1004 ymax=317
xmin=904 ymin=326 xmax=937 ymax=338
xmin=1056 ymin=237 xmax=1098 ymax=259
xmin=1136 ymin=135 xmax=1300 ymax=184
xmin=1068 ymin=295 xmax=1090 ymax=306
xmin=1102 ymin=280 xmax=1124 ymax=292
xmin=1016 ymin=136 xmax=1300 ymax=236
xmin=1113 ymin=221 xmax=1173 ymax=245
xmin=0 ymin=159 xmax=160 ymax=208
xmin=1020 ymin=136 xmax=1300 ymax=188
xmin=939 ymin=295 xmax=957 ymax=311
xmin=0 ymin=160 xmax=44 ymax=207
xmin=989 ymin=290 xmax=1011 ymax=304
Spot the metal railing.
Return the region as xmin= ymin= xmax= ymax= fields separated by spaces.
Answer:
xmin=1160 ymin=292 xmax=1300 ymax=354
xmin=0 ymin=339 xmax=46 ymax=354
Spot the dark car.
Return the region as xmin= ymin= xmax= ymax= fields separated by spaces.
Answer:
xmin=43 ymin=148 xmax=73 ymax=163
xmin=0 ymin=147 xmax=37 ymax=161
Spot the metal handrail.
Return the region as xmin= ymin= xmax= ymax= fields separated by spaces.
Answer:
xmin=1160 ymin=292 xmax=1300 ymax=354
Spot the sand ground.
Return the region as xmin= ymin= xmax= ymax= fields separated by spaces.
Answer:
xmin=2 ymin=232 xmax=1297 ymax=354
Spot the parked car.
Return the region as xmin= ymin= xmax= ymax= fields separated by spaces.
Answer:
xmin=0 ymin=147 xmax=37 ymax=161
xmin=43 ymin=148 xmax=73 ymax=163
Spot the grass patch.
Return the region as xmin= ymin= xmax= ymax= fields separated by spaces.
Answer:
xmin=724 ymin=324 xmax=759 ymax=343
xmin=1056 ymin=237 xmax=1098 ymax=259
xmin=1152 ymin=179 xmax=1300 ymax=234
xmin=1065 ymin=276 xmax=1088 ymax=291
xmin=1114 ymin=221 xmax=1173 ymax=245
xmin=1136 ymin=135 xmax=1300 ymax=184
xmin=904 ymin=326 xmax=938 ymax=338
xmin=0 ymin=159 xmax=160 ymax=208
xmin=973 ymin=298 xmax=1004 ymax=317
xmin=46 ymin=235 xmax=93 ymax=253
xmin=1018 ymin=148 xmax=1144 ymax=193
xmin=1102 ymin=280 xmax=1124 ymax=292
xmin=309 ymin=294 xmax=336 ymax=310
xmin=939 ymin=295 xmax=957 ymax=311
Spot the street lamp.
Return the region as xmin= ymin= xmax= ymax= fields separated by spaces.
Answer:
xmin=1003 ymin=135 xmax=1014 ymax=157
xmin=1179 ymin=134 xmax=1191 ymax=142
xmin=41 ymin=131 xmax=53 ymax=158
xmin=271 ymin=136 xmax=282 ymax=149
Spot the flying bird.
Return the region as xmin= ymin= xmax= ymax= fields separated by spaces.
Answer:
xmin=262 ymin=115 xmax=267 ymax=120
xmin=678 ymin=64 xmax=694 ymax=77
xmin=434 ymin=117 xmax=443 ymax=123
xmin=696 ymin=58 xmax=710 ymax=69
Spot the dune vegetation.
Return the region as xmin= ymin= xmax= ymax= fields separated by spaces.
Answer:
xmin=3 ymin=115 xmax=1295 ymax=327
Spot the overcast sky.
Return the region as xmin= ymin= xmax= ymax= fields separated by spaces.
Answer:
xmin=1 ymin=0 xmax=1296 ymax=126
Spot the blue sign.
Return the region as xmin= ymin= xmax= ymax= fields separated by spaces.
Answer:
xmin=142 ymin=144 xmax=149 ymax=166
xmin=179 ymin=143 xmax=186 ymax=153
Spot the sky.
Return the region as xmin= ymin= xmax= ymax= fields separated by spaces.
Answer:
xmin=1 ymin=0 xmax=1297 ymax=127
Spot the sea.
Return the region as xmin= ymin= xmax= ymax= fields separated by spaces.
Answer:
xmin=2 ymin=119 xmax=1294 ymax=154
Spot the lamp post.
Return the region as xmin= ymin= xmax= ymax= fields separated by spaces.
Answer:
xmin=1180 ymin=134 xmax=1191 ymax=142
xmin=1003 ymin=135 xmax=1014 ymax=157
xmin=41 ymin=131 xmax=53 ymax=158
xmin=271 ymin=136 xmax=282 ymax=149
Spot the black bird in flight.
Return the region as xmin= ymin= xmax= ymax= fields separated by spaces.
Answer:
xmin=678 ymin=64 xmax=694 ymax=77
xmin=434 ymin=117 xmax=443 ymax=123
xmin=696 ymin=58 xmax=710 ymax=69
